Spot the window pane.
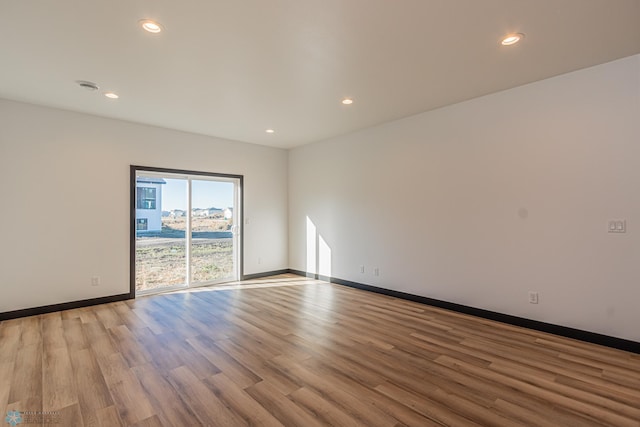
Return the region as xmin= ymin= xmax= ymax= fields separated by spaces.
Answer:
xmin=136 ymin=178 xmax=186 ymax=292
xmin=136 ymin=187 xmax=156 ymax=209
xmin=190 ymin=180 xmax=235 ymax=284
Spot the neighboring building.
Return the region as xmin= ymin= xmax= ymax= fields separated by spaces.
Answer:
xmin=224 ymin=208 xmax=233 ymax=220
xmin=192 ymin=207 xmax=223 ymax=217
xmin=170 ymin=209 xmax=186 ymax=218
xmin=136 ymin=177 xmax=166 ymax=232
xmin=192 ymin=208 xmax=209 ymax=217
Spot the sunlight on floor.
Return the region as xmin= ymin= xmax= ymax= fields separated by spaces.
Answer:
xmin=161 ymin=274 xmax=324 ymax=295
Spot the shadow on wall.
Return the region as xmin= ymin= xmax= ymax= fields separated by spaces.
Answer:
xmin=306 ymin=216 xmax=332 ymax=278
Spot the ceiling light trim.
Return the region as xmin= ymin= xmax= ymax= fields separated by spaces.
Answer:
xmin=501 ymin=33 xmax=525 ymax=46
xmin=139 ymin=19 xmax=163 ymax=33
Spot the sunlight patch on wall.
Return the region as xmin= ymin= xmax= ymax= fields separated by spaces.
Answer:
xmin=306 ymin=216 xmax=332 ymax=278
xmin=306 ymin=216 xmax=317 ymax=274
xmin=318 ymin=235 xmax=332 ymax=278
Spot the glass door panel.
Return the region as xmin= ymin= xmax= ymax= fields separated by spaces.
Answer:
xmin=135 ymin=176 xmax=188 ymax=293
xmin=190 ymin=179 xmax=235 ymax=285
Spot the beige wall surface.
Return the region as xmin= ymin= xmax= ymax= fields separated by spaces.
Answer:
xmin=0 ymin=100 xmax=289 ymax=311
xmin=289 ymin=54 xmax=640 ymax=341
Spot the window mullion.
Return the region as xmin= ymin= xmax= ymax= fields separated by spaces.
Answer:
xmin=186 ymin=179 xmax=192 ymax=287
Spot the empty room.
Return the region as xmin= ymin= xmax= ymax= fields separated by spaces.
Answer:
xmin=1 ymin=1 xmax=639 ymax=426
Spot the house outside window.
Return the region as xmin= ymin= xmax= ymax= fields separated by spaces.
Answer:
xmin=137 ymin=187 xmax=156 ymax=209
xmin=135 ymin=177 xmax=166 ymax=232
xmin=136 ymin=218 xmax=148 ymax=231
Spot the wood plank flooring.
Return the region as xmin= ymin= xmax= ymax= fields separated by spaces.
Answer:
xmin=1 ymin=274 xmax=639 ymax=426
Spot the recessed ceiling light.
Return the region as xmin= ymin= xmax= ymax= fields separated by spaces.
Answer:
xmin=501 ymin=33 xmax=524 ymax=46
xmin=265 ymin=129 xmax=275 ymax=134
xmin=139 ymin=19 xmax=163 ymax=33
xmin=76 ymin=80 xmax=99 ymax=91
xmin=342 ymin=98 xmax=354 ymax=105
xmin=104 ymin=92 xmax=119 ymax=99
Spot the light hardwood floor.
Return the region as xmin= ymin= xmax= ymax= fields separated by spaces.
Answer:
xmin=1 ymin=274 xmax=639 ymax=426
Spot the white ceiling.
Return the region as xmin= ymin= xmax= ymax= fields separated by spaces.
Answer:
xmin=1 ymin=1 xmax=639 ymax=149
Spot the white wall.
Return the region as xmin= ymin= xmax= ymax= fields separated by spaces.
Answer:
xmin=289 ymin=54 xmax=640 ymax=342
xmin=0 ymin=99 xmax=288 ymax=312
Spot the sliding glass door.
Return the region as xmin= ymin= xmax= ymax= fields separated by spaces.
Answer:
xmin=132 ymin=167 xmax=242 ymax=295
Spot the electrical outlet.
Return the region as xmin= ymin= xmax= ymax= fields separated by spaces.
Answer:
xmin=360 ymin=265 xmax=365 ymax=274
xmin=528 ymin=291 xmax=539 ymax=304
xmin=91 ymin=276 xmax=101 ymax=286
xmin=608 ymin=220 xmax=626 ymax=233
xmin=374 ymin=267 xmax=380 ymax=277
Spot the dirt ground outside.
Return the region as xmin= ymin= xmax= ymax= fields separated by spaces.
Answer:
xmin=136 ymin=215 xmax=234 ymax=292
